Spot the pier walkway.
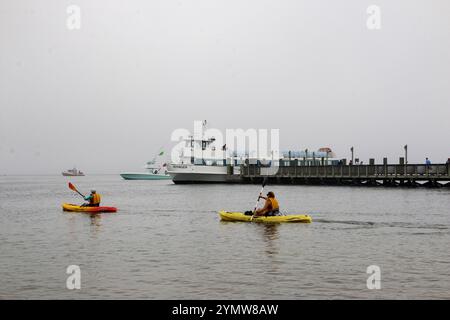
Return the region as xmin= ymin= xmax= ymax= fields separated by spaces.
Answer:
xmin=238 ymin=162 xmax=450 ymax=187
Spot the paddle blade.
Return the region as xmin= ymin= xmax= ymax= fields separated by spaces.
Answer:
xmin=68 ymin=182 xmax=76 ymax=191
xmin=262 ymin=178 xmax=267 ymax=188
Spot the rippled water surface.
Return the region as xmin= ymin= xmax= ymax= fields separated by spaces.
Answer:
xmin=1 ymin=175 xmax=449 ymax=299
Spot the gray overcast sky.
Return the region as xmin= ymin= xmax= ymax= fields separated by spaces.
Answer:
xmin=1 ymin=0 xmax=449 ymax=174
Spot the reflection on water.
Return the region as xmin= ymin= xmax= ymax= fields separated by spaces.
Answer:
xmin=259 ymin=224 xmax=280 ymax=274
xmin=261 ymin=224 xmax=279 ymax=242
xmin=89 ymin=214 xmax=101 ymax=226
xmin=89 ymin=214 xmax=102 ymax=236
xmin=259 ymin=224 xmax=279 ymax=255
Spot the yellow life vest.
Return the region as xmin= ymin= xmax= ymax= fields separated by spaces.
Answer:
xmin=91 ymin=193 xmax=101 ymax=205
xmin=268 ymin=197 xmax=279 ymax=210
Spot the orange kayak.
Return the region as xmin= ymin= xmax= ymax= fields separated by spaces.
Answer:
xmin=62 ymin=203 xmax=117 ymax=213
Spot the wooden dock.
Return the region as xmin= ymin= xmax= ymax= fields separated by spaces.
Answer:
xmin=238 ymin=162 xmax=450 ymax=187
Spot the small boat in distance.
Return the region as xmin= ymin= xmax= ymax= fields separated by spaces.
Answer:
xmin=62 ymin=167 xmax=85 ymax=176
xmin=120 ymin=151 xmax=171 ymax=180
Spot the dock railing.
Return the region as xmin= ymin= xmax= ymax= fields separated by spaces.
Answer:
xmin=240 ymin=162 xmax=450 ymax=186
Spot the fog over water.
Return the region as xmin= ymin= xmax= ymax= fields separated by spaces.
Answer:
xmin=1 ymin=0 xmax=449 ymax=174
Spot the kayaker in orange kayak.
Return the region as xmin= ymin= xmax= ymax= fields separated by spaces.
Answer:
xmin=82 ymin=190 xmax=101 ymax=207
xmin=254 ymin=191 xmax=280 ymax=216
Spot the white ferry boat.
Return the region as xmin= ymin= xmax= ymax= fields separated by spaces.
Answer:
xmin=167 ymin=135 xmax=233 ymax=183
xmin=167 ymin=130 xmax=336 ymax=184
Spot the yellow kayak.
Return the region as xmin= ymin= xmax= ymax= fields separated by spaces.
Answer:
xmin=219 ymin=211 xmax=312 ymax=223
xmin=62 ymin=203 xmax=117 ymax=213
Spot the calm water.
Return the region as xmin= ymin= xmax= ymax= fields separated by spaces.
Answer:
xmin=1 ymin=175 xmax=449 ymax=299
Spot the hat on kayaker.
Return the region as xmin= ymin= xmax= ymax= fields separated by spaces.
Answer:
xmin=267 ymin=191 xmax=275 ymax=198
xmin=91 ymin=190 xmax=96 ymax=193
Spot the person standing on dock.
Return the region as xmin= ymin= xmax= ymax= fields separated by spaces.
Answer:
xmin=425 ymin=158 xmax=432 ymax=174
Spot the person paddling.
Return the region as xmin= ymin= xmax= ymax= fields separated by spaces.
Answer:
xmin=82 ymin=190 xmax=101 ymax=207
xmin=254 ymin=191 xmax=280 ymax=216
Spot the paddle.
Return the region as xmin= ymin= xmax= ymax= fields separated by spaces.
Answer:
xmin=68 ymin=182 xmax=85 ymax=199
xmin=250 ymin=178 xmax=267 ymax=221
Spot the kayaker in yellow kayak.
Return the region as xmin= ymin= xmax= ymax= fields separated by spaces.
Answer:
xmin=254 ymin=191 xmax=280 ymax=216
xmin=82 ymin=190 xmax=101 ymax=207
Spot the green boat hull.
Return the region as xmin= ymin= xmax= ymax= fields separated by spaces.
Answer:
xmin=120 ymin=173 xmax=171 ymax=180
